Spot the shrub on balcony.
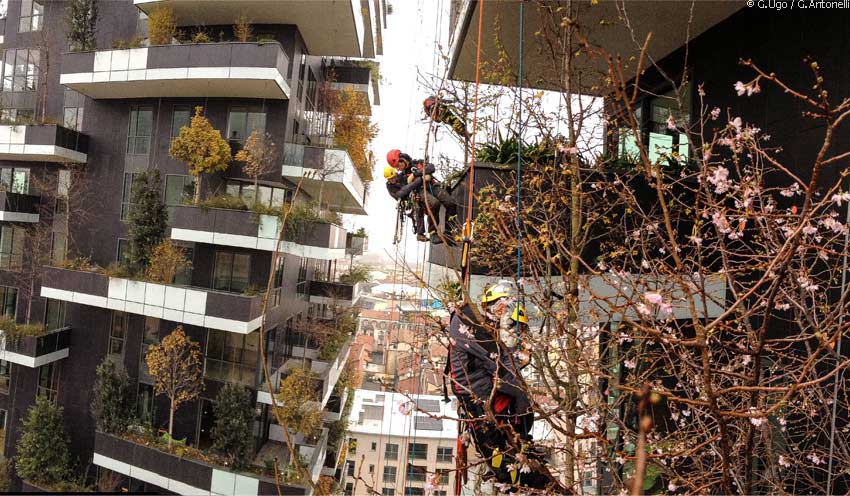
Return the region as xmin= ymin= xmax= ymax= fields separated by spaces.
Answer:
xmin=146 ymin=239 xmax=192 ymax=284
xmin=15 ymin=397 xmax=72 ymax=486
xmin=233 ymin=14 xmax=253 ymax=42
xmin=65 ymin=0 xmax=98 ymax=52
xmin=0 ymin=459 xmax=10 ymax=492
xmin=331 ymin=87 xmax=377 ymax=184
xmin=338 ymin=265 xmax=372 ymax=284
xmin=148 ymin=5 xmax=176 ymax=45
xmin=91 ymin=357 xmax=135 ymax=434
xmin=211 ymin=383 xmax=254 ymax=469
xmin=235 ymin=131 xmax=278 ymax=205
xmin=169 ymin=107 xmax=232 ymax=205
xmin=317 ymin=311 xmax=355 ymax=361
xmin=127 ymin=170 xmax=168 ymax=270
xmin=275 ymin=367 xmax=322 ymax=440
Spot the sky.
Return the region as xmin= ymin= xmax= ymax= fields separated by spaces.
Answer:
xmin=351 ymin=0 xmax=456 ymax=263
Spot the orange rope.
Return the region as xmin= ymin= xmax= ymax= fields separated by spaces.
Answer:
xmin=462 ymin=0 xmax=485 ymax=290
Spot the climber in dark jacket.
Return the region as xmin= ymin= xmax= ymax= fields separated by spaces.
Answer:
xmin=448 ymin=282 xmax=562 ymax=492
xmin=386 ymin=149 xmax=454 ymax=244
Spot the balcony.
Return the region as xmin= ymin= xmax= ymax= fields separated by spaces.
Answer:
xmin=134 ymin=0 xmax=365 ymax=57
xmin=258 ymin=339 xmax=351 ymax=409
xmin=281 ymin=145 xmax=367 ymax=216
xmin=170 ymin=205 xmax=347 ymax=260
xmin=40 ymin=267 xmax=266 ymax=334
xmin=307 ymin=280 xmax=361 ymax=306
xmin=0 ymin=326 xmax=70 ymax=368
xmin=325 ymin=61 xmax=379 ymax=110
xmin=92 ymin=431 xmax=286 ymax=496
xmin=0 ymin=125 xmax=88 ymax=163
xmin=0 ymin=191 xmax=40 ymax=223
xmin=323 ymin=387 xmax=347 ymax=422
xmin=60 ymin=42 xmax=290 ymax=100
xmin=346 ymin=233 xmax=368 ymax=256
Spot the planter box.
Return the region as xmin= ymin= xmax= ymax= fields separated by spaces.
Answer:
xmin=0 ymin=326 xmax=70 ymax=368
xmin=307 ymin=280 xmax=361 ymax=306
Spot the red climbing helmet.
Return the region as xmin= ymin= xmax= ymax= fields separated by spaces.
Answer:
xmin=387 ymin=149 xmax=401 ymax=168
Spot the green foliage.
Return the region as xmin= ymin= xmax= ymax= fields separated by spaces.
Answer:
xmin=111 ymin=36 xmax=144 ymax=49
xmin=475 ymin=132 xmax=556 ymax=165
xmin=211 ymin=383 xmax=254 ymax=469
xmin=338 ymin=265 xmax=371 ymax=285
xmin=195 ymin=195 xmax=282 ymax=216
xmin=65 ymin=0 xmax=98 ymax=52
xmin=146 ymin=239 xmax=192 ymax=284
xmin=318 ymin=311 xmax=356 ymax=361
xmin=284 ymin=202 xmax=324 ymax=239
xmin=191 ymin=30 xmax=212 ymax=43
xmin=15 ymin=397 xmax=72 ymax=486
xmin=127 ymin=170 xmax=168 ymax=270
xmin=326 ymin=419 xmax=346 ymax=454
xmin=0 ymin=459 xmax=11 ymax=492
xmin=0 ymin=316 xmax=46 ymax=342
xmin=91 ymin=357 xmax=135 ymax=434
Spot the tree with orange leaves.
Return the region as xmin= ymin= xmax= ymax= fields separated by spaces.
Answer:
xmin=331 ymin=87 xmax=377 ymax=183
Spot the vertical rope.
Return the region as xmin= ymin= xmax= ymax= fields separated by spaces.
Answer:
xmin=461 ymin=0 xmax=485 ymax=291
xmin=514 ymin=1 xmax=524 ymax=341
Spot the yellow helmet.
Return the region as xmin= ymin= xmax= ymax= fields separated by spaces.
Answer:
xmin=383 ymin=166 xmax=397 ymax=180
xmin=511 ymin=304 xmax=528 ymax=324
xmin=481 ymin=282 xmax=513 ymax=304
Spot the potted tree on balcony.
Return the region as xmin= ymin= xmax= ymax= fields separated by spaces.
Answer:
xmin=145 ymin=326 xmax=203 ymax=449
xmin=211 ymin=383 xmax=254 ymax=469
xmin=169 ymin=107 xmax=232 ymax=205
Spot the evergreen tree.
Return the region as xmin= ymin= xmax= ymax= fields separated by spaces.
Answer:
xmin=15 ymin=397 xmax=71 ymax=485
xmin=91 ymin=357 xmax=134 ymax=434
xmin=127 ymin=170 xmax=168 ymax=270
xmin=65 ymin=0 xmax=98 ymax=52
xmin=211 ymin=383 xmax=254 ymax=468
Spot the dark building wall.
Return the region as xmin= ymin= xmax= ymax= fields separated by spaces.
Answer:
xmin=0 ymin=0 xmax=344 ymax=486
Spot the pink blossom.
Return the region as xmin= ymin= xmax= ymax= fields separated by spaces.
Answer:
xmin=658 ymin=302 xmax=673 ymax=315
xmin=778 ymin=455 xmax=791 ymax=468
xmin=748 ymin=81 xmax=761 ymax=96
xmin=702 ymin=148 xmax=712 ymax=161
xmin=644 ymin=292 xmax=664 ymax=305
xmin=666 ymin=114 xmax=677 ymax=131
xmin=730 ymin=116 xmax=743 ymax=131
xmin=808 ymin=453 xmax=823 ymax=465
xmin=774 ymin=302 xmax=790 ymax=311
xmin=708 ymin=166 xmax=730 ymax=194
xmin=559 ymin=144 xmax=578 ymax=155
xmin=636 ymin=303 xmax=651 ymax=316
xmin=668 ymin=482 xmax=679 ymax=492
xmin=399 ymin=401 xmax=413 ymax=415
xmin=710 ymin=107 xmax=721 ymax=120
xmin=832 ymin=192 xmax=850 ymax=206
xmin=689 ymin=235 xmax=703 ymax=246
xmin=624 ymin=359 xmax=636 ymax=369
xmin=802 ymin=225 xmax=818 ymax=236
xmin=734 ymin=81 xmax=746 ymax=96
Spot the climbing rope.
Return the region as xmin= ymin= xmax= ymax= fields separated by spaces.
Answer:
xmin=514 ymin=1 xmax=525 ymax=343
xmin=459 ymin=0 xmax=486 ymax=293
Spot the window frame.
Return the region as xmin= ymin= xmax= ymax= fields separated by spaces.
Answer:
xmin=407 ymin=442 xmax=428 ymax=460
xmin=109 ymin=311 xmax=128 ymax=358
xmin=18 ymin=0 xmax=44 ymax=33
xmin=436 ymin=446 xmax=453 ymax=463
xmin=37 ymin=361 xmax=60 ymax=402
xmin=382 ymin=465 xmax=396 ymax=483
xmin=0 ymin=227 xmax=24 ymax=272
xmin=0 ymin=361 xmax=10 ymax=394
xmin=126 ymin=105 xmax=154 ymax=155
xmin=385 ymin=442 xmax=399 ymax=460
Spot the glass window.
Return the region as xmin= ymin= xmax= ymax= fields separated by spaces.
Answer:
xmin=226 ymin=106 xmax=266 ymax=150
xmin=173 ymin=243 xmax=193 ymax=286
xmin=116 ymin=238 xmax=129 ymax=264
xmin=51 ymin=232 xmax=67 ymax=264
xmin=271 ymin=256 xmax=284 ymax=307
xmin=204 ymin=329 xmax=258 ymax=387
xmin=127 ymin=106 xmax=153 ymax=155
xmin=2 ymin=49 xmax=39 ymax=92
xmin=406 ymin=464 xmax=427 ymax=483
xmin=213 ymin=251 xmax=250 ymax=293
xmin=0 ymin=167 xmax=30 ymax=194
xmin=0 ymin=226 xmax=24 ymax=271
xmin=137 ymin=383 xmax=155 ymax=425
xmin=346 ymin=461 xmax=355 ymax=477
xmin=382 ymin=489 xmax=395 ymax=496
xmin=63 ymin=107 xmax=83 ymax=131
xmin=18 ymin=0 xmax=44 ymax=32
xmin=165 ymin=174 xmax=195 ymax=219
xmin=296 ymin=258 xmax=308 ymax=298
xmin=408 ymin=443 xmax=427 ymax=460
xmin=224 ymin=180 xmax=290 ymax=208
xmin=437 ymin=469 xmax=449 ymax=485
xmin=436 ymin=446 xmax=453 ymax=463
xmin=369 ymin=464 xmax=374 ymax=473
xmin=0 ymin=286 xmax=16 ymax=318
xmin=171 ymin=105 xmax=191 ymax=137
xmin=0 ymin=361 xmax=10 ymax=394
xmin=45 ymin=300 xmax=64 ymax=330
xmin=382 ymin=465 xmax=396 ymax=483
xmin=120 ymin=172 xmax=139 ymax=221
xmin=37 ymin=362 xmax=59 ymax=402
xmin=109 ymin=311 xmax=128 ymax=357
xmin=385 ymin=443 xmax=399 ymax=460
xmin=143 ymin=317 xmax=159 ymax=346
xmin=0 ymin=409 xmax=6 ymax=453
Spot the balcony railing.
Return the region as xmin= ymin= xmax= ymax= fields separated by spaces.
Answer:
xmin=345 ymin=233 xmax=368 ymax=256
xmin=40 ymin=266 xmax=266 ymax=334
xmin=281 ymin=144 xmax=367 ymax=216
xmin=0 ymin=124 xmax=88 ymax=163
xmin=307 ymin=280 xmax=361 ymax=306
xmin=170 ymin=205 xmax=348 ymax=260
xmin=93 ymin=431 xmax=287 ymax=496
xmin=0 ymin=326 xmax=71 ymax=368
xmin=61 ymin=42 xmax=290 ymax=100
xmin=0 ymin=191 xmax=40 ymax=223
